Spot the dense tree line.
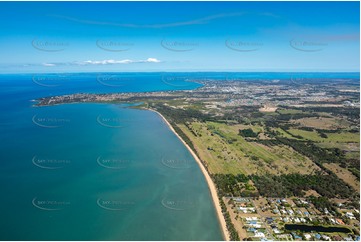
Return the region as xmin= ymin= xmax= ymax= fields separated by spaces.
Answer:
xmin=296 ymin=106 xmax=359 ymax=123
xmin=219 ymin=198 xmax=240 ymax=241
xmin=213 ymin=172 xmax=358 ymax=203
xmin=212 ymin=174 xmax=258 ymax=198
xmin=153 ymin=103 xmax=213 ymax=123
xmin=251 ymin=172 xmax=357 ymax=200
xmin=307 ymin=196 xmax=339 ymax=214
xmin=239 ymin=128 xmax=259 ymax=138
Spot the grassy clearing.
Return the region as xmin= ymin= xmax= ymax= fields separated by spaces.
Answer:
xmin=287 ymin=128 xmax=360 ymax=143
xmin=345 ymin=151 xmax=360 ymax=159
xmin=178 ymin=121 xmax=320 ymax=175
xmin=277 ymin=109 xmax=308 ymax=115
xmin=324 ymin=163 xmax=360 ymax=191
xmin=292 ymin=117 xmax=351 ymax=130
xmin=317 ymin=142 xmax=360 ymax=152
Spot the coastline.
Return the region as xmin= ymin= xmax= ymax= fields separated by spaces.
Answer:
xmin=148 ymin=108 xmax=230 ymax=241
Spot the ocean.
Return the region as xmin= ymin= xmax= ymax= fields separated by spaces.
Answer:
xmin=0 ymin=72 xmax=359 ymax=240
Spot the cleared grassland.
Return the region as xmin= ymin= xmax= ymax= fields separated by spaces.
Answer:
xmin=291 ymin=117 xmax=351 ymax=130
xmin=277 ymin=109 xmax=310 ymax=115
xmin=324 ymin=163 xmax=360 ymax=191
xmin=287 ymin=128 xmax=360 ymax=143
xmin=178 ymin=121 xmax=320 ymax=175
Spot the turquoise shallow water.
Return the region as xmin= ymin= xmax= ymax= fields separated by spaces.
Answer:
xmin=0 ymin=103 xmax=223 ymax=240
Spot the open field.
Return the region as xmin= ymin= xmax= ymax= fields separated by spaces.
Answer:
xmin=291 ymin=117 xmax=351 ymax=130
xmin=324 ymin=163 xmax=360 ymax=191
xmin=178 ymin=121 xmax=321 ymax=175
xmin=287 ymin=128 xmax=360 ymax=143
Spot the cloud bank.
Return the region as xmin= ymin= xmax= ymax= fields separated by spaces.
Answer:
xmin=42 ymin=58 xmax=161 ymax=67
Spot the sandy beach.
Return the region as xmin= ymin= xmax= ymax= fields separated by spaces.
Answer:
xmin=149 ymin=109 xmax=230 ymax=241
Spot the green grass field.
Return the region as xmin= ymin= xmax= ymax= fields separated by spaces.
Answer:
xmin=287 ymin=128 xmax=360 ymax=143
xmin=178 ymin=121 xmax=320 ymax=175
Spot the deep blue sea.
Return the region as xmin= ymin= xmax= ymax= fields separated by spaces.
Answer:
xmin=0 ymin=72 xmax=359 ymax=240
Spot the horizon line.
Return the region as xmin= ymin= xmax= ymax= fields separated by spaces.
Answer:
xmin=0 ymin=70 xmax=360 ymax=75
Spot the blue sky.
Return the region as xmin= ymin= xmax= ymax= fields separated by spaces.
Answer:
xmin=0 ymin=1 xmax=359 ymax=73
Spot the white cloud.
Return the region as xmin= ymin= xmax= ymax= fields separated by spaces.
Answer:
xmin=79 ymin=58 xmax=161 ymax=65
xmin=42 ymin=63 xmax=56 ymax=67
xmin=43 ymin=58 xmax=161 ymax=66
xmin=145 ymin=58 xmax=161 ymax=63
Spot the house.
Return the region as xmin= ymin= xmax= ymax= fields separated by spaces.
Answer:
xmin=248 ymin=223 xmax=262 ymax=228
xmin=254 ymin=232 xmax=265 ymax=238
xmin=238 ymin=206 xmax=256 ymax=213
xmin=266 ymin=217 xmax=274 ymax=224
xmin=345 ymin=212 xmax=356 ymax=219
xmin=273 ymin=228 xmax=281 ymax=234
xmin=322 ymin=235 xmax=331 ymax=241
xmin=277 ymin=234 xmax=292 ymax=240
xmin=336 ymin=218 xmax=345 ymax=225
xmin=304 ymin=234 xmax=312 ymax=240
xmin=314 ymin=234 xmax=321 ymax=240
xmin=291 ymin=232 xmax=302 ymax=240
xmin=234 ymin=197 xmax=249 ymax=202
xmin=273 ymin=209 xmax=280 ymax=214
xmin=332 ymin=235 xmax=343 ymax=241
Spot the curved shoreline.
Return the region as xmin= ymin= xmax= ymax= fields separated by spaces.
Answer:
xmin=148 ymin=108 xmax=230 ymax=241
